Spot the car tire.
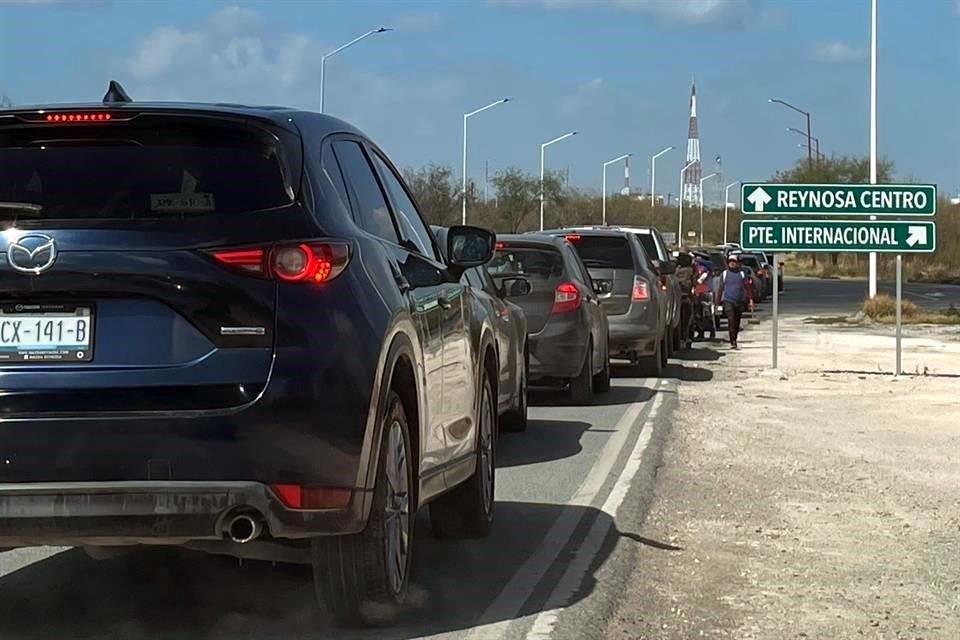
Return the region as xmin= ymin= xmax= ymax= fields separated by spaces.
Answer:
xmin=502 ymin=348 xmax=528 ymax=432
xmin=568 ymin=343 xmax=595 ymax=404
xmin=636 ymin=335 xmax=663 ymax=377
xmin=671 ymin=324 xmax=681 ymax=352
xmin=312 ymin=389 xmax=414 ymax=627
xmin=659 ymin=334 xmax=669 ymax=368
xmin=430 ymin=373 xmax=496 ymax=539
xmin=592 ymin=343 xmax=611 ymax=393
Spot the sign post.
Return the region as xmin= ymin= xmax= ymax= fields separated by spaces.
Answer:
xmin=741 ymin=182 xmax=938 ymax=375
xmin=895 ymin=255 xmax=902 ymax=376
xmin=772 ymin=254 xmax=779 ymax=370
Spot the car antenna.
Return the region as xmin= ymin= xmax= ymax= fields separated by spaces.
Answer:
xmin=102 ymin=80 xmax=132 ymax=105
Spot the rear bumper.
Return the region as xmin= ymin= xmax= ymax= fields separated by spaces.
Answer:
xmin=0 ymin=481 xmax=366 ymax=547
xmin=528 ymin=317 xmax=589 ymax=381
xmin=606 ymin=306 xmax=659 ymax=356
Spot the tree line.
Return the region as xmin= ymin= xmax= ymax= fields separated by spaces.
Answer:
xmin=403 ymin=155 xmax=959 ymax=281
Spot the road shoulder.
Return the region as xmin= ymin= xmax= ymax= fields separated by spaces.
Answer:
xmin=604 ymin=317 xmax=960 ymax=639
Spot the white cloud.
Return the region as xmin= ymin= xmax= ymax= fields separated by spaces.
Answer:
xmin=492 ymin=0 xmax=765 ymax=28
xmin=117 ymin=5 xmax=463 ymax=124
xmin=393 ymin=12 xmax=445 ymax=33
xmin=810 ymin=41 xmax=866 ymax=63
xmin=560 ymin=77 xmax=606 ymax=117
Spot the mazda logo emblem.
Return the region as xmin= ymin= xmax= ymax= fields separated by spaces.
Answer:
xmin=7 ymin=234 xmax=58 ymax=275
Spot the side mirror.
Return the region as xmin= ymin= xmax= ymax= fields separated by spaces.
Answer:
xmin=657 ymin=260 xmax=677 ymax=275
xmin=499 ymin=276 xmax=532 ymax=298
xmin=447 ymin=225 xmax=495 ymax=276
xmin=592 ymin=280 xmax=612 ymax=295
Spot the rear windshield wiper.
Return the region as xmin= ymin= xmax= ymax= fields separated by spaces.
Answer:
xmin=0 ymin=202 xmax=44 ymax=215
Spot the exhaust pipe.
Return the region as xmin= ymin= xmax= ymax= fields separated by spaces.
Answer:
xmin=226 ymin=513 xmax=263 ymax=544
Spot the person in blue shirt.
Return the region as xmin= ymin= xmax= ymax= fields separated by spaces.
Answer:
xmin=716 ymin=254 xmax=747 ymax=349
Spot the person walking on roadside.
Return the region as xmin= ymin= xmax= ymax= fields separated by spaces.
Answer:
xmin=716 ymin=254 xmax=746 ymax=349
xmin=674 ymin=250 xmax=696 ymax=349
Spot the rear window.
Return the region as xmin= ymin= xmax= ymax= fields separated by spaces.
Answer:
xmin=489 ymin=246 xmax=564 ymax=283
xmin=0 ymin=116 xmax=299 ymax=221
xmin=632 ymin=233 xmax=662 ymax=262
xmin=739 ymin=256 xmax=761 ymax=269
xmin=565 ymin=236 xmax=634 ymax=270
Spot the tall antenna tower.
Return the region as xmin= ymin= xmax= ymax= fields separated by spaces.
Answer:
xmin=620 ymin=156 xmax=631 ymax=196
xmin=682 ymin=81 xmax=702 ymax=206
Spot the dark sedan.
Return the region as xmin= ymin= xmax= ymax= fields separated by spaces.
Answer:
xmin=0 ymin=85 xmax=502 ymax=626
xmin=433 ymin=225 xmax=531 ymax=431
xmin=486 ymin=234 xmax=610 ymax=404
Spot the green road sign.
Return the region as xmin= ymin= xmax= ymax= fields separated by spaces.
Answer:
xmin=740 ymin=220 xmax=936 ymax=253
xmin=740 ymin=183 xmax=937 ymax=216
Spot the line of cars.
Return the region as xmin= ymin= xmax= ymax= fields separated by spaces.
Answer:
xmin=0 ymin=89 xmax=685 ymax=629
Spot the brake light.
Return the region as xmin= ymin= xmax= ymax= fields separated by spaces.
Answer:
xmin=564 ymin=234 xmax=581 ymax=243
xmin=552 ymin=282 xmax=581 ymax=314
xmin=45 ymin=112 xmax=112 ymax=122
xmin=632 ymin=276 xmax=651 ymax=301
xmin=495 ymin=242 xmax=507 ymax=250
xmin=271 ymin=484 xmax=352 ymax=510
xmin=210 ymin=241 xmax=350 ymax=283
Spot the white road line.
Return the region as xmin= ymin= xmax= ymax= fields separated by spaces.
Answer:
xmin=461 ymin=379 xmax=658 ymax=640
xmin=0 ymin=546 xmax=68 ymax=578
xmin=524 ymin=385 xmax=667 ymax=640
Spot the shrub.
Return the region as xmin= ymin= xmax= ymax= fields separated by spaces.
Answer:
xmin=863 ymin=294 xmax=919 ymax=319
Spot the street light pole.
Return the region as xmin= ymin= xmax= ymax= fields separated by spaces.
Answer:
xmin=462 ymin=98 xmax=510 ymax=225
xmin=868 ymin=0 xmax=879 ymax=298
xmin=319 ymin=26 xmax=390 ymax=114
xmin=723 ymin=180 xmax=740 ymax=245
xmin=699 ymin=172 xmax=718 ymax=245
xmin=678 ymin=160 xmax=696 ymax=244
xmin=602 ymin=153 xmax=631 ymax=226
xmin=650 ymin=146 xmax=674 ymax=208
xmin=769 ymin=98 xmax=813 ymax=171
xmin=788 ymin=127 xmax=822 ymax=159
xmin=540 ymin=131 xmax=577 ymax=231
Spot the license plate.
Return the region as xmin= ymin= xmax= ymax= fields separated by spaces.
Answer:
xmin=0 ymin=303 xmax=94 ymax=363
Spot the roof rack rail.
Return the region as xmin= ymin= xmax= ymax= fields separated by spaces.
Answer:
xmin=102 ymin=80 xmax=132 ymax=105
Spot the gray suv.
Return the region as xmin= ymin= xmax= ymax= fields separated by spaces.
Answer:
xmin=545 ymin=229 xmax=671 ymax=376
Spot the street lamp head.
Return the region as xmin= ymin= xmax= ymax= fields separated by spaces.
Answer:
xmin=570 ymin=131 xmax=579 ymax=136
xmin=502 ymin=98 xmax=510 ymax=103
xmin=376 ymin=26 xmax=391 ymax=33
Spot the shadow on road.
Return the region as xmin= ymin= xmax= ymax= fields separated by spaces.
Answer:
xmin=497 ymin=419 xmax=591 ymax=468
xmin=0 ymin=501 xmax=631 ymax=640
xmin=529 ymin=383 xmax=655 ymax=407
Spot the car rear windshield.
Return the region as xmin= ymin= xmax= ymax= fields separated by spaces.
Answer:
xmin=632 ymin=233 xmax=662 ymax=262
xmin=566 ymin=236 xmax=634 ymax=270
xmin=739 ymin=256 xmax=761 ymax=269
xmin=489 ymin=246 xmax=564 ymax=283
xmin=0 ymin=116 xmax=300 ymax=221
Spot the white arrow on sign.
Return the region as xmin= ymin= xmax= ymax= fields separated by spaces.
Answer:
xmin=746 ymin=187 xmax=772 ymax=212
xmin=906 ymin=226 xmax=928 ymax=247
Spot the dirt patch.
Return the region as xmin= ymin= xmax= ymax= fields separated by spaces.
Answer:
xmin=606 ymin=317 xmax=960 ymax=639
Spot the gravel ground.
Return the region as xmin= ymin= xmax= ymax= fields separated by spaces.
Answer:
xmin=605 ymin=315 xmax=960 ymax=639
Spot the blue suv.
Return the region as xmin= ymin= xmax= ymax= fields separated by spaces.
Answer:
xmin=0 ymin=83 xmax=500 ymax=626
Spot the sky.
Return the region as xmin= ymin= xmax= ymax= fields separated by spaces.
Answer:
xmin=1 ymin=0 xmax=958 ymax=203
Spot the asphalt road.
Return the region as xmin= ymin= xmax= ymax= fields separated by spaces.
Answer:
xmin=780 ymin=276 xmax=960 ymax=316
xmin=0 ymin=363 xmax=692 ymax=640
xmin=2 ymin=277 xmax=954 ymax=638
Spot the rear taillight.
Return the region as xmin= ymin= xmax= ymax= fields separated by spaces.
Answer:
xmin=271 ymin=484 xmax=352 ymax=510
xmin=552 ymin=282 xmax=582 ymax=314
xmin=210 ymin=241 xmax=350 ymax=283
xmin=632 ymin=276 xmax=651 ymax=301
